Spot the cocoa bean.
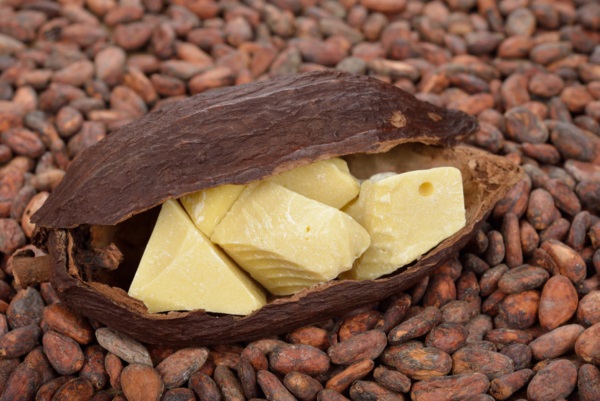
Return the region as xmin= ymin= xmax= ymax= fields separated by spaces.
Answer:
xmin=349 ymin=380 xmax=405 ymax=401
xmin=0 ymin=324 xmax=40 ymax=358
xmin=338 ymin=310 xmax=381 ymax=341
xmin=318 ymin=389 xmax=350 ymax=401
xmin=189 ymin=371 xmax=221 ymax=401
xmin=51 ymin=377 xmax=94 ymax=401
xmin=95 ymin=327 xmax=152 ymax=366
xmin=539 ymin=218 xmax=570 ymax=243
xmin=527 ymin=189 xmax=559 ymax=230
xmin=489 ymin=369 xmax=534 ymax=401
xmin=257 ymin=370 xmax=296 ymax=401
xmin=285 ymin=371 xmax=323 ymax=400
xmin=104 ymin=352 xmax=122 ymax=391
xmin=538 ymin=274 xmax=579 ymax=330
xmin=0 ymin=362 xmax=39 ymax=401
xmin=498 ymin=265 xmax=549 ymax=294
xmin=156 ymin=347 xmax=208 ymax=389
xmin=530 ymin=324 xmax=585 ymax=360
xmin=388 ymin=306 xmax=441 ymax=344
xmin=411 ymin=373 xmax=490 ymax=401
xmin=162 ymin=388 xmax=196 ymax=401
xmin=423 ymin=274 xmax=456 ymax=308
xmin=500 ymin=343 xmax=532 ymax=370
xmin=577 ymin=291 xmax=600 ymax=326
xmin=527 ymin=359 xmax=577 ymax=401
xmin=484 ymin=328 xmax=532 ymax=346
xmin=372 ymin=365 xmax=410 ymax=394
xmin=288 ymin=326 xmax=330 ymax=350
xmin=79 ymin=345 xmax=108 ymax=390
xmin=440 ymin=300 xmax=479 ymax=324
xmin=425 ymin=322 xmax=468 ymax=354
xmin=578 ymin=364 xmax=600 ymax=401
xmin=575 ymin=322 xmax=600 ymax=364
xmin=6 ymin=286 xmax=43 ymax=329
xmin=327 ymin=330 xmax=385 ymax=366
xmin=452 ymin=347 xmax=514 ymax=379
xmin=121 ymin=363 xmax=164 ymax=401
xmin=43 ymin=302 xmax=94 ymax=344
xmin=270 ymin=344 xmax=330 ymax=375
xmin=238 ymin=357 xmax=258 ymax=399
xmin=480 ymin=264 xmax=509 ymax=297
xmin=540 ymin=240 xmax=586 ymax=283
xmin=35 ymin=375 xmax=74 ymax=401
xmin=42 ymin=330 xmax=85 ymax=375
xmin=214 ymin=365 xmax=245 ymax=401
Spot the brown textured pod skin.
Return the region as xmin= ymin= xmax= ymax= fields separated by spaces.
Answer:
xmin=25 ymin=71 xmax=520 ymax=346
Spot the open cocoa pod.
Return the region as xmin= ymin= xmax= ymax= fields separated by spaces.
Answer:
xmin=18 ymin=71 xmax=520 ymax=346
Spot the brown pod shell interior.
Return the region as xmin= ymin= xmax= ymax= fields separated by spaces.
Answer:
xmin=30 ymin=71 xmax=520 ymax=346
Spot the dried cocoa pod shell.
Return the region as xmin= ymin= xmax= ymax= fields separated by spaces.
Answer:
xmin=23 ymin=71 xmax=520 ymax=345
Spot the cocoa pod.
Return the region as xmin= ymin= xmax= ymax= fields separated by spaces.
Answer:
xmin=527 ymin=360 xmax=577 ymax=401
xmin=327 ymin=329 xmax=386 ymax=365
xmin=411 ymin=373 xmax=490 ymax=401
xmin=538 ymin=275 xmax=579 ymax=330
xmin=285 ymin=371 xmax=323 ymax=401
xmin=27 ymin=70 xmax=520 ymax=346
xmin=156 ymin=347 xmax=208 ymax=389
xmin=452 ymin=347 xmax=514 ymax=379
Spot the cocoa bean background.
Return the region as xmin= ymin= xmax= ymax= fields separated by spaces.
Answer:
xmin=0 ymin=0 xmax=600 ymax=400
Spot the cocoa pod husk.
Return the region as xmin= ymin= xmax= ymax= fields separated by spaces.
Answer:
xmin=25 ymin=71 xmax=521 ymax=346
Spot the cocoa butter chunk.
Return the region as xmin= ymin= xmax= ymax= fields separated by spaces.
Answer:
xmin=179 ymin=184 xmax=245 ymax=237
xmin=128 ymin=200 xmax=266 ymax=315
xmin=344 ymin=167 xmax=466 ymax=280
xmin=211 ymin=182 xmax=371 ymax=296
xmin=266 ymin=158 xmax=360 ymax=209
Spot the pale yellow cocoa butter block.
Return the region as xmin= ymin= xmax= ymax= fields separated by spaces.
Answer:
xmin=179 ymin=184 xmax=245 ymax=237
xmin=267 ymin=158 xmax=360 ymax=209
xmin=343 ymin=167 xmax=466 ymax=280
xmin=128 ymin=199 xmax=266 ymax=315
xmin=211 ymin=181 xmax=371 ymax=296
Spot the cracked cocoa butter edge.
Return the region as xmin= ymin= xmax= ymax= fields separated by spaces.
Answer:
xmin=23 ymin=71 xmax=520 ymax=346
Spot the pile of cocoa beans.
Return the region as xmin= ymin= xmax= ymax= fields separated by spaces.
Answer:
xmin=1 ymin=0 xmax=599 ymax=400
